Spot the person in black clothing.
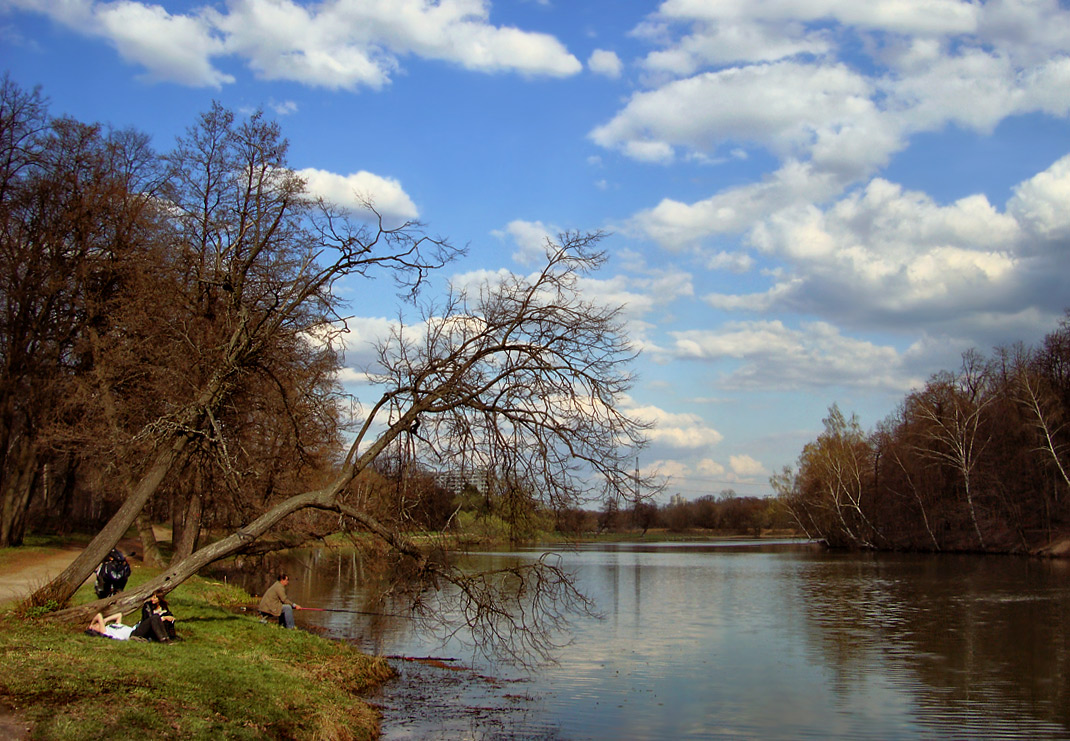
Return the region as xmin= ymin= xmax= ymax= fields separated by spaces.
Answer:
xmin=94 ymin=548 xmax=131 ymax=599
xmin=131 ymin=590 xmax=177 ymax=642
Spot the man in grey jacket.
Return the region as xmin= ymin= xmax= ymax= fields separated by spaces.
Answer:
xmin=258 ymin=573 xmax=300 ymax=628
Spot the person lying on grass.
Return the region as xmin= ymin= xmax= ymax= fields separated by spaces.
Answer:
xmin=86 ymin=612 xmax=137 ymax=641
xmin=85 ymin=593 xmax=178 ymax=643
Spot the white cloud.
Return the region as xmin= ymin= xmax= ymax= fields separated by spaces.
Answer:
xmin=652 ymin=0 xmax=980 ymax=37
xmin=270 ymin=99 xmax=298 ymax=115
xmin=591 ymin=62 xmax=880 ymax=166
xmin=729 ymin=454 xmax=765 ymax=477
xmin=10 ymin=0 xmax=581 ymax=88
xmin=668 ymin=320 xmax=919 ymax=392
xmin=715 ymin=178 xmax=1023 ymax=323
xmin=695 ymin=458 xmax=726 ymax=478
xmin=637 ymin=16 xmax=830 ymax=73
xmin=9 ymin=0 xmax=232 ymax=87
xmin=6 ymin=0 xmax=95 ymax=29
xmin=652 ymin=457 xmax=691 ymax=482
xmin=611 ymin=0 xmax=1070 ymax=258
xmin=215 ymin=0 xmax=581 ymax=89
xmin=495 ymin=219 xmax=556 ymax=266
xmin=588 ymin=48 xmax=623 ymax=78
xmin=297 ymin=168 xmax=419 ymax=223
xmin=95 ymin=2 xmax=231 ymax=86
xmin=1008 ymin=153 xmax=1070 ymax=241
xmin=677 ymin=152 xmax=1070 ymax=346
xmin=631 ymin=160 xmax=843 ymax=249
xmin=627 ymin=403 xmax=725 ymax=448
xmin=703 ymin=250 xmax=754 ymax=273
xmin=338 ymin=315 xmax=401 ymax=370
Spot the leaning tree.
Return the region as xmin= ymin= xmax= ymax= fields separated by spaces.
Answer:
xmin=30 ymin=103 xmax=456 ymax=607
xmin=47 ymin=233 xmax=654 ymax=662
xmin=21 ymin=101 xmax=654 ymax=662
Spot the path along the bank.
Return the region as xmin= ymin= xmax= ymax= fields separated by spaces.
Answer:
xmin=0 ymin=544 xmax=93 ymax=740
xmin=0 ymin=546 xmax=88 ymax=607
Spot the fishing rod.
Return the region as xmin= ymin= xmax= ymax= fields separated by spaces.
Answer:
xmin=297 ymin=606 xmax=417 ymax=619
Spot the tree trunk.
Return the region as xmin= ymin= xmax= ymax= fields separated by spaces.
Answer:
xmin=49 ymin=471 xmax=429 ymax=623
xmin=50 ymin=486 xmax=338 ymax=622
xmin=28 ymin=431 xmax=193 ymax=607
xmin=0 ymin=436 xmax=37 ymax=548
xmin=171 ymin=490 xmax=202 ymax=564
xmin=135 ymin=512 xmax=164 ymax=568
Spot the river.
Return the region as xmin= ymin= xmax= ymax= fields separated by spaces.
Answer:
xmin=232 ymin=540 xmax=1070 ymax=740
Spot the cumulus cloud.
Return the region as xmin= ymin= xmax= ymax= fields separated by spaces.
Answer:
xmin=608 ymin=0 xmax=1070 ymax=258
xmin=669 ymin=320 xmax=920 ymax=392
xmin=695 ymin=458 xmax=726 ymax=478
xmin=627 ymin=403 xmax=725 ymax=448
xmin=635 ymin=16 xmax=830 ymax=72
xmin=588 ymin=48 xmax=623 ymax=78
xmin=297 ymin=167 xmax=419 ymax=223
xmin=607 ymin=0 xmax=1070 ymax=353
xmin=7 ymin=0 xmax=231 ymax=86
xmin=631 ymin=160 xmax=843 ymax=249
xmin=1008 ymin=153 xmax=1070 ymax=241
xmin=96 ymin=2 xmax=231 ymax=86
xmin=729 ymin=454 xmax=765 ymax=477
xmin=495 ymin=219 xmax=556 ymax=266
xmin=653 ymin=0 xmax=980 ymax=35
xmin=11 ymin=0 xmax=581 ymax=88
xmin=700 ymin=169 xmax=1070 ymax=334
xmin=591 ymin=62 xmax=880 ymax=165
xmin=331 ymin=315 xmax=403 ymax=384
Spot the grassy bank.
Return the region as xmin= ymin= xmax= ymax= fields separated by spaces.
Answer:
xmin=0 ymin=568 xmax=394 ymax=740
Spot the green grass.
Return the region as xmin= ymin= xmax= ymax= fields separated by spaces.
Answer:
xmin=0 ymin=570 xmax=394 ymax=740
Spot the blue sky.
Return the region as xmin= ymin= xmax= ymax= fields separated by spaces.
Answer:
xmin=4 ymin=0 xmax=1070 ymax=502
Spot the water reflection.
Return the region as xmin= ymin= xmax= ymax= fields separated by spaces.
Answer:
xmin=794 ymin=552 xmax=1070 ymax=738
xmin=219 ymin=543 xmax=1070 ymax=740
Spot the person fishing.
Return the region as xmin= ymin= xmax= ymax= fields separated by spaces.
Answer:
xmin=258 ymin=573 xmax=300 ymax=629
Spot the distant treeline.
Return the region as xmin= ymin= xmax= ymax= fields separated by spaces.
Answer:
xmin=556 ymin=492 xmax=794 ymax=537
xmin=339 ymin=464 xmax=794 ymax=542
xmin=774 ymin=313 xmax=1070 ymax=554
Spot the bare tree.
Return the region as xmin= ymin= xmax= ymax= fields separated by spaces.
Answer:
xmin=45 ymin=234 xmax=652 ymax=663
xmin=790 ymin=405 xmax=881 ymax=548
xmin=908 ymin=362 xmax=995 ymax=550
xmin=1014 ymin=347 xmax=1070 ymax=495
xmin=31 ymin=104 xmax=456 ymax=606
xmin=0 ymin=78 xmax=164 ymax=547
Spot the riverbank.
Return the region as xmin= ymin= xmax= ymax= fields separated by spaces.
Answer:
xmin=0 ymin=546 xmax=393 ymax=740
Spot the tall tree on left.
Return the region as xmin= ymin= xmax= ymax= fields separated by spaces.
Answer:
xmin=27 ymin=100 xmax=456 ymax=606
xmin=0 ymin=76 xmax=165 ymax=547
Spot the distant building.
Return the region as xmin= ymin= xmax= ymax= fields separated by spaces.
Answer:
xmin=670 ymin=493 xmax=686 ymax=507
xmin=433 ymin=468 xmax=489 ymax=496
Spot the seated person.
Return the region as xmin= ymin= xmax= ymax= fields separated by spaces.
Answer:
xmin=86 ymin=612 xmax=135 ymax=641
xmin=132 ymin=590 xmax=177 ymax=642
xmin=258 ymin=573 xmax=300 ymax=629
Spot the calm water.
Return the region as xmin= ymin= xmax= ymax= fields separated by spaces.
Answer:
xmin=242 ymin=541 xmax=1070 ymax=740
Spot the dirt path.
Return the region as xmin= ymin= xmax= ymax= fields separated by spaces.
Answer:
xmin=0 ymin=533 xmax=156 ymax=610
xmin=0 ymin=540 xmax=145 ymax=739
xmin=0 ymin=546 xmax=88 ymax=607
xmin=0 ymin=545 xmax=92 ymax=740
